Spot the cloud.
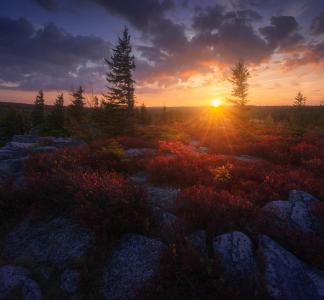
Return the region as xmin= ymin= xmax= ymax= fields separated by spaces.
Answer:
xmin=260 ymin=16 xmax=303 ymax=50
xmin=32 ymin=0 xmax=174 ymax=30
xmin=0 ymin=17 xmax=110 ymax=90
xmin=311 ymin=12 xmax=324 ymax=35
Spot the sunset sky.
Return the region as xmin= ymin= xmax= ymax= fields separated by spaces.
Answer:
xmin=1 ymin=0 xmax=324 ymax=106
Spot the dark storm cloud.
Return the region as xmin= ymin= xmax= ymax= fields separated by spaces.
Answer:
xmin=192 ymin=4 xmax=261 ymax=32
xmin=32 ymin=0 xmax=59 ymax=10
xmin=0 ymin=17 xmax=110 ymax=90
xmin=32 ymin=0 xmax=174 ymax=30
xmin=311 ymin=12 xmax=324 ymax=35
xmin=260 ymin=16 xmax=303 ymax=49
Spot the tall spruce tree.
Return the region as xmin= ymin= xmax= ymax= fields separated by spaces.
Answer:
xmin=32 ymin=90 xmax=45 ymax=127
xmin=70 ymin=86 xmax=85 ymax=121
xmin=228 ymin=61 xmax=250 ymax=107
xmin=105 ymin=27 xmax=136 ymax=112
xmin=49 ymin=93 xmax=65 ymax=130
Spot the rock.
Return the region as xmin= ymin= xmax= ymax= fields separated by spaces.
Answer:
xmin=31 ymin=146 xmax=58 ymax=153
xmin=22 ymin=278 xmax=42 ymax=300
xmin=259 ymin=235 xmax=324 ymax=300
xmin=130 ymin=172 xmax=148 ymax=184
xmin=125 ymin=148 xmax=149 ymax=157
xmin=187 ymin=230 xmax=208 ymax=257
xmin=3 ymin=218 xmax=93 ymax=269
xmin=12 ymin=135 xmax=40 ymax=144
xmin=0 ymin=265 xmax=42 ymax=300
xmin=213 ymin=231 xmax=256 ymax=297
xmin=234 ymin=155 xmax=263 ymax=162
xmin=146 ymin=186 xmax=180 ymax=212
xmin=102 ymin=234 xmax=166 ymax=300
xmin=52 ymin=137 xmax=85 ymax=148
xmin=152 ymin=207 xmax=181 ymax=241
xmin=261 ymin=190 xmax=323 ymax=236
xmin=60 ymin=269 xmax=79 ymax=294
xmin=197 ymin=146 xmax=209 ymax=153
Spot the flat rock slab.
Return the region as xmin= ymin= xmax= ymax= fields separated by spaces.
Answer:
xmin=213 ymin=231 xmax=256 ymax=297
xmin=0 ymin=265 xmax=42 ymax=300
xmin=3 ymin=218 xmax=93 ymax=269
xmin=102 ymin=234 xmax=166 ymax=300
xmin=259 ymin=235 xmax=324 ymax=300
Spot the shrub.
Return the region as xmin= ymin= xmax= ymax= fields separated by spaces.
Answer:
xmin=176 ymin=185 xmax=254 ymax=234
xmin=23 ymin=169 xmax=151 ymax=242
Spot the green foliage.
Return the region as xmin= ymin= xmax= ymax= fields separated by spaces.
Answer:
xmin=69 ymin=86 xmax=85 ymax=121
xmin=31 ymin=90 xmax=45 ymax=127
xmin=228 ymin=61 xmax=250 ymax=107
xmin=0 ymin=108 xmax=30 ymax=145
xmin=104 ymin=27 xmax=136 ymax=111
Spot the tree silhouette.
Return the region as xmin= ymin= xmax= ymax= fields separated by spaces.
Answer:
xmin=104 ymin=27 xmax=136 ymax=112
xmin=70 ymin=86 xmax=85 ymax=121
xmin=228 ymin=61 xmax=250 ymax=107
xmin=294 ymin=92 xmax=307 ymax=107
xmin=32 ymin=90 xmax=45 ymax=127
xmin=49 ymin=93 xmax=65 ymax=130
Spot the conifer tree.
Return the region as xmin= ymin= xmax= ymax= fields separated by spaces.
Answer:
xmin=70 ymin=86 xmax=85 ymax=121
xmin=228 ymin=61 xmax=250 ymax=107
xmin=105 ymin=27 xmax=136 ymax=112
xmin=138 ymin=103 xmax=151 ymax=125
xmin=49 ymin=93 xmax=65 ymax=129
xmin=32 ymin=90 xmax=45 ymax=127
xmin=294 ymin=92 xmax=307 ymax=107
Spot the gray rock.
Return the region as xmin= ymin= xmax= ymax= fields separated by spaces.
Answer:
xmin=102 ymin=234 xmax=166 ymax=300
xmin=187 ymin=230 xmax=208 ymax=257
xmin=12 ymin=135 xmax=40 ymax=144
xmin=152 ymin=207 xmax=180 ymax=241
xmin=213 ymin=231 xmax=256 ymax=297
xmin=0 ymin=265 xmax=42 ymax=300
xmin=261 ymin=190 xmax=323 ymax=236
xmin=125 ymin=148 xmax=148 ymax=157
xmin=130 ymin=172 xmax=148 ymax=184
xmin=234 ymin=155 xmax=263 ymax=162
xmin=3 ymin=218 xmax=93 ymax=269
xmin=31 ymin=146 xmax=58 ymax=153
xmin=52 ymin=137 xmax=85 ymax=148
xmin=146 ymin=186 xmax=180 ymax=212
xmin=22 ymin=278 xmax=42 ymax=300
xmin=60 ymin=269 xmax=79 ymax=294
xmin=259 ymin=235 xmax=324 ymax=300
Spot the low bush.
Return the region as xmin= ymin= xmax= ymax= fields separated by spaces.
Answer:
xmin=176 ymin=185 xmax=255 ymax=234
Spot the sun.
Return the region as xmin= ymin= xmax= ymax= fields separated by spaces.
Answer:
xmin=211 ymin=98 xmax=222 ymax=107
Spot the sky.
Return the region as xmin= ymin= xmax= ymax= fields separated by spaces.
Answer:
xmin=1 ymin=0 xmax=324 ymax=106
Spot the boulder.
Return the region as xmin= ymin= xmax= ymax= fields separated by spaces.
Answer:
xmin=152 ymin=207 xmax=181 ymax=241
xmin=124 ymin=148 xmax=148 ymax=157
xmin=102 ymin=234 xmax=166 ymax=300
xmin=0 ymin=265 xmax=42 ymax=300
xmin=60 ymin=269 xmax=79 ymax=294
xmin=31 ymin=146 xmax=58 ymax=153
xmin=186 ymin=230 xmax=208 ymax=257
xmin=259 ymin=235 xmax=324 ymax=300
xmin=130 ymin=172 xmax=148 ymax=184
xmin=213 ymin=231 xmax=256 ymax=297
xmin=3 ymin=218 xmax=93 ymax=269
xmin=261 ymin=190 xmax=323 ymax=237
xmin=12 ymin=135 xmax=40 ymax=144
xmin=146 ymin=186 xmax=180 ymax=212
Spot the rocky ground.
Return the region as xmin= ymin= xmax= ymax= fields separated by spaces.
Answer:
xmin=0 ymin=135 xmax=324 ymax=299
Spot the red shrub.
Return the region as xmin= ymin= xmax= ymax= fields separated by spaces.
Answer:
xmin=116 ymin=135 xmax=156 ymax=149
xmin=23 ymin=169 xmax=151 ymax=242
xmin=176 ymin=185 xmax=255 ymax=234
